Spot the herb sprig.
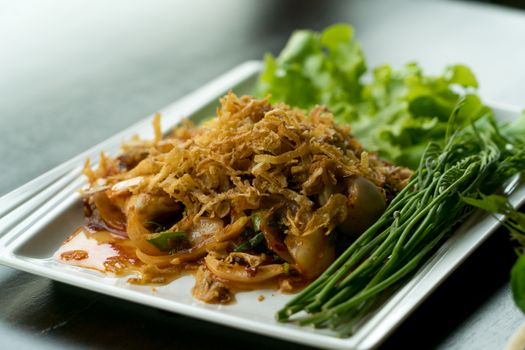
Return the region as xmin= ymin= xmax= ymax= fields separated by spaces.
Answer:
xmin=462 ymin=193 xmax=525 ymax=312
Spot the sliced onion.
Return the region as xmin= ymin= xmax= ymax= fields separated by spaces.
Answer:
xmin=338 ymin=176 xmax=386 ymax=235
xmin=126 ymin=208 xmax=163 ymax=255
xmin=215 ymin=216 xmax=250 ymax=242
xmin=92 ymin=192 xmax=127 ymax=233
xmin=188 ymin=217 xmax=223 ymax=246
xmin=109 ymin=176 xmax=144 ymax=196
xmin=170 ymin=240 xmax=211 ymax=264
xmin=284 ymin=228 xmax=335 ymax=279
xmin=135 ymin=248 xmax=173 ymax=268
xmin=205 ymin=253 xmax=284 ymax=283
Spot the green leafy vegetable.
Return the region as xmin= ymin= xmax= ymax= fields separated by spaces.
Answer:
xmin=147 ymin=231 xmax=187 ymax=252
xmin=259 ymin=23 xmax=525 ymax=325
xmin=461 ymin=193 xmax=525 ymax=313
xmin=461 ymin=194 xmax=525 ymax=248
xmin=463 ymin=193 xmax=525 ymax=251
xmin=512 ymin=254 xmax=525 ymax=313
xmin=444 ymin=64 xmax=479 ymax=88
xmin=256 ymin=24 xmax=489 ymax=168
xmin=256 ymin=23 xmax=365 ymax=113
xmin=276 ymin=99 xmax=525 ymax=335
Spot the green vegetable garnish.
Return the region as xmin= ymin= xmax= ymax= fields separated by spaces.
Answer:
xmin=283 ymin=262 xmax=290 ymax=276
xmin=234 ymin=232 xmax=265 ymax=252
xmin=233 ymin=211 xmax=268 ymax=252
xmin=461 ymin=193 xmax=525 ymax=313
xmin=258 ymin=22 xmax=525 ymax=333
xmin=512 ymin=255 xmax=525 ymax=314
xmin=256 ymin=24 xmax=489 ymax=168
xmin=461 ymin=194 xmax=525 ymax=247
xmin=276 ymin=98 xmax=525 ymax=335
xmin=256 ymin=23 xmax=365 ymax=116
xmin=147 ymin=231 xmax=187 ymax=252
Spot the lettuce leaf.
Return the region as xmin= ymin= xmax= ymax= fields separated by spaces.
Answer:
xmin=353 ymin=64 xmax=489 ymax=167
xmin=256 ymin=24 xmax=489 ymax=168
xmin=256 ymin=24 xmax=365 ymax=118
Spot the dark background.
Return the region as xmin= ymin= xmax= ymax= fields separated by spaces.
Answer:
xmin=1 ymin=1 xmax=525 ymax=349
xmin=473 ymin=0 xmax=525 ymax=9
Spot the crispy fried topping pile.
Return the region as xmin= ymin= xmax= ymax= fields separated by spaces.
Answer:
xmin=81 ymin=93 xmax=411 ymax=303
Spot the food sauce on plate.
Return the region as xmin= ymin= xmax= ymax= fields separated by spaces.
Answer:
xmin=55 ymin=228 xmax=306 ymax=303
xmin=55 ymin=228 xmax=189 ymax=285
xmin=54 ymin=228 xmax=141 ymax=275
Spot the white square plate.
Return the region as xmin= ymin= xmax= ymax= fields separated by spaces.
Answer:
xmin=0 ymin=61 xmax=524 ymax=350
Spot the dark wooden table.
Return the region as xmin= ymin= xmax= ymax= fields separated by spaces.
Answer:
xmin=1 ymin=1 xmax=524 ymax=349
